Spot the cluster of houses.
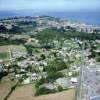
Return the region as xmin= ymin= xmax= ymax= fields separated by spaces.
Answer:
xmin=0 ymin=35 xmax=99 ymax=92
xmin=0 ymin=16 xmax=100 ymax=34
xmin=11 ymin=49 xmax=27 ymax=59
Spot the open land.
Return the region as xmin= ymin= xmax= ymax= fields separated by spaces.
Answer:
xmin=8 ymin=84 xmax=75 ymax=100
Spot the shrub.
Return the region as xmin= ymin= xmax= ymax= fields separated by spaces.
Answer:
xmin=40 ymin=54 xmax=46 ymax=60
xmin=35 ymin=78 xmax=48 ymax=88
xmin=35 ymin=87 xmax=56 ymax=96
xmin=58 ymin=86 xmax=63 ymax=92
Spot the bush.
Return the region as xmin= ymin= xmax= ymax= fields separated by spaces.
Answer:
xmin=35 ymin=87 xmax=56 ymax=96
xmin=35 ymin=78 xmax=48 ymax=88
xmin=40 ymin=54 xmax=46 ymax=60
xmin=96 ymin=55 xmax=100 ymax=62
xmin=58 ymin=86 xmax=63 ymax=92
xmin=72 ymin=72 xmax=79 ymax=77
xmin=16 ymin=56 xmax=25 ymax=61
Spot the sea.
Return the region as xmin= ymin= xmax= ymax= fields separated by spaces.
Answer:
xmin=0 ymin=10 xmax=100 ymax=26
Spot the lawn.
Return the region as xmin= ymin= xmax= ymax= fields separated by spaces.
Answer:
xmin=0 ymin=52 xmax=9 ymax=60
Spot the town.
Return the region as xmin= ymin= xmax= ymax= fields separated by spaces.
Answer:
xmin=0 ymin=16 xmax=100 ymax=100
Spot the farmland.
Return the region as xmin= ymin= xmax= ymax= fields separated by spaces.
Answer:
xmin=0 ymin=75 xmax=17 ymax=100
xmin=8 ymin=84 xmax=75 ymax=100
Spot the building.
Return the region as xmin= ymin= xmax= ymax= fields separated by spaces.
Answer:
xmin=90 ymin=95 xmax=100 ymax=100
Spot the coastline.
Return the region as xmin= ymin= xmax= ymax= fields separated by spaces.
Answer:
xmin=0 ymin=11 xmax=100 ymax=26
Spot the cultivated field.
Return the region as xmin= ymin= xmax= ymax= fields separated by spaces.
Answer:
xmin=0 ymin=75 xmax=17 ymax=100
xmin=8 ymin=84 xmax=75 ymax=100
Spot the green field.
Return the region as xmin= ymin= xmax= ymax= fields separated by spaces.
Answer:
xmin=0 ymin=52 xmax=9 ymax=60
xmin=0 ymin=45 xmax=27 ymax=61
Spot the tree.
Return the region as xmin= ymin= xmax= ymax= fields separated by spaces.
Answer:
xmin=45 ymin=58 xmax=69 ymax=72
xmin=47 ymin=71 xmax=64 ymax=82
xmin=96 ymin=55 xmax=100 ymax=62
xmin=35 ymin=87 xmax=56 ymax=96
xmin=40 ymin=54 xmax=46 ymax=60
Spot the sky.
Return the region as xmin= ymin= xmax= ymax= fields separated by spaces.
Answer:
xmin=0 ymin=0 xmax=100 ymax=11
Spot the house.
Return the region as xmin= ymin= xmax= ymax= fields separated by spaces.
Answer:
xmin=11 ymin=49 xmax=27 ymax=59
xmin=70 ymin=77 xmax=78 ymax=83
xmin=90 ymin=95 xmax=100 ymax=100
xmin=89 ymin=59 xmax=96 ymax=65
xmin=38 ymin=72 xmax=47 ymax=79
xmin=23 ymin=78 xmax=30 ymax=84
xmin=56 ymin=77 xmax=71 ymax=89
xmin=17 ymin=60 xmax=35 ymax=68
xmin=68 ymin=72 xmax=72 ymax=76
xmin=31 ymin=73 xmax=37 ymax=81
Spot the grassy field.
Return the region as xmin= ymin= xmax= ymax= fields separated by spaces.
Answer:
xmin=0 ymin=52 xmax=9 ymax=60
xmin=8 ymin=84 xmax=75 ymax=100
xmin=11 ymin=35 xmax=30 ymax=40
xmin=0 ymin=45 xmax=26 ymax=52
xmin=0 ymin=45 xmax=27 ymax=60
xmin=0 ymin=46 xmax=9 ymax=53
